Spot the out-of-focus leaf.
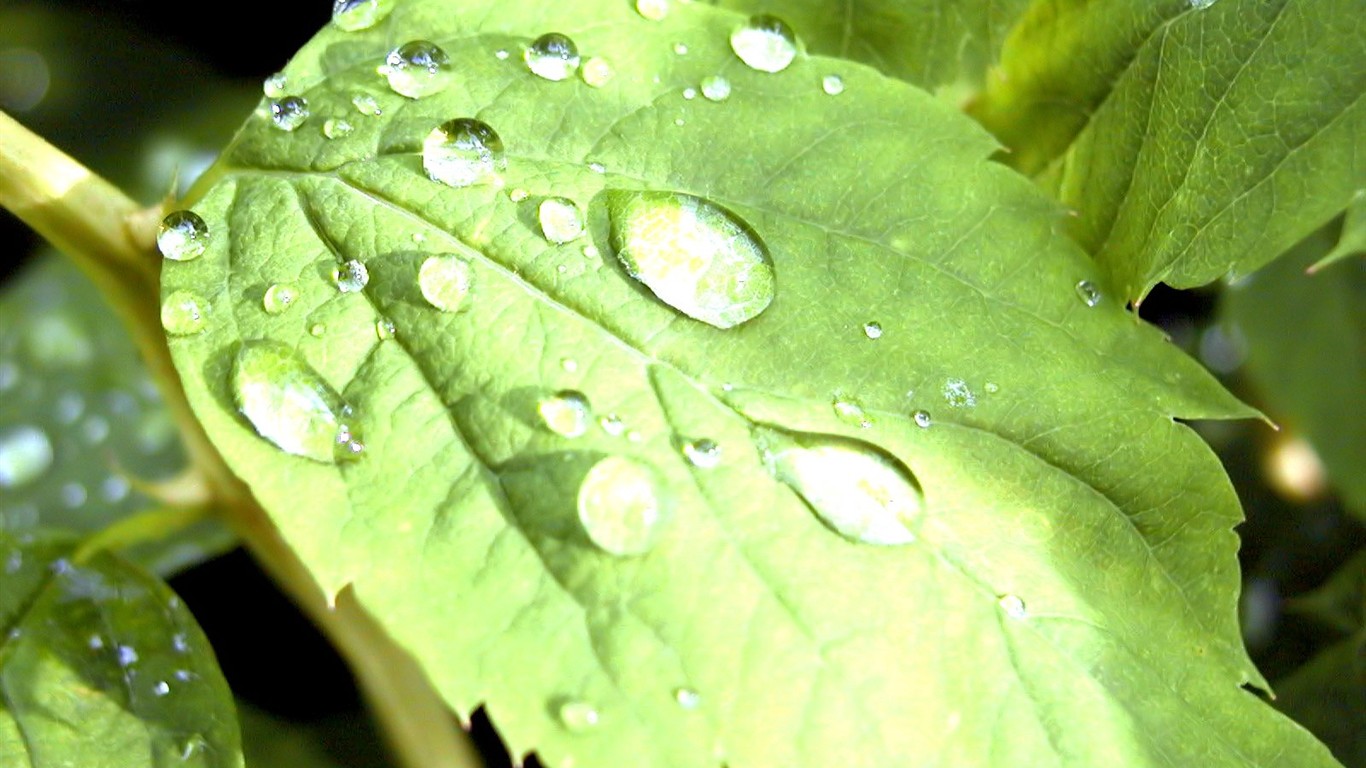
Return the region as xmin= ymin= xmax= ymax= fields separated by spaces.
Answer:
xmin=1312 ymin=192 xmax=1366 ymax=274
xmin=0 ymin=530 xmax=242 ymax=767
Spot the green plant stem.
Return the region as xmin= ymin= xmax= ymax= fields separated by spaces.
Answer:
xmin=0 ymin=108 xmax=483 ymax=768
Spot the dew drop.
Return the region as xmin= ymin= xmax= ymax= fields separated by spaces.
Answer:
xmin=862 ymin=321 xmax=882 ymax=340
xmin=583 ymin=244 xmax=601 ymax=259
xmin=605 ymin=190 xmax=775 ymax=329
xmin=332 ymin=260 xmax=370 ymax=293
xmin=1075 ymin=279 xmax=1102 ymax=307
xmin=262 ymin=72 xmax=288 ymax=99
xmin=998 ymin=594 xmax=1027 ymax=619
xmin=912 ymin=409 xmax=932 ymax=428
xmin=418 ymin=255 xmax=474 ymax=312
xmin=557 ymin=700 xmax=600 ymax=731
xmin=381 ymin=40 xmax=453 ymax=99
xmin=674 ymin=687 xmax=702 ymax=710
xmin=375 ymin=318 xmax=397 ymax=340
xmin=700 ymin=75 xmax=732 ymax=102
xmin=524 ymin=33 xmax=581 ymax=81
xmin=730 ymin=15 xmax=799 ymax=73
xmin=332 ymin=0 xmax=395 ymax=31
xmin=351 ymin=93 xmax=382 ymax=117
xmin=681 ymin=87 xmax=697 ymax=100
xmin=309 ymin=323 xmax=327 ymax=338
xmin=269 ymin=96 xmax=309 ymax=131
xmin=984 ymin=382 xmax=999 ymax=394
xmin=560 ymin=357 xmax=579 ymax=373
xmin=152 ymin=681 xmax=171 ymax=697
xmin=538 ymin=197 xmax=586 ymax=244
xmin=322 ymin=118 xmax=354 ymax=139
xmin=422 ymin=118 xmax=506 ymax=188
xmin=263 ymin=283 xmax=300 ymax=315
xmin=759 ymin=430 xmax=922 ymax=546
xmin=494 ymin=49 xmax=510 ymax=61
xmin=832 ymin=395 xmax=872 ymax=428
xmin=821 ymin=74 xmax=845 ymax=95
xmin=537 ymin=390 xmax=591 ymax=437
xmin=161 ymin=290 xmax=208 ymax=336
xmin=0 ymin=425 xmax=53 ymax=489
xmin=581 ymin=57 xmax=615 ymax=87
xmin=588 ymin=161 xmax=607 ymax=174
xmin=117 ymin=645 xmax=138 ymax=667
xmin=942 ymin=378 xmax=976 ymax=408
xmin=599 ymin=414 xmax=626 ymax=436
xmin=157 ymin=210 xmax=209 ymax=262
xmin=508 ymin=188 xmax=530 ymax=202
xmin=681 ymin=438 xmax=722 ymax=469
xmin=672 ymin=42 xmax=689 ymax=56
xmin=231 ymin=340 xmax=363 ymax=463
xmin=577 ymin=455 xmax=667 ymax=555
xmin=635 ymin=0 xmax=669 ymax=21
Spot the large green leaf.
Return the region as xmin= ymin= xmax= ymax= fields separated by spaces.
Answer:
xmin=1224 ymin=225 xmax=1366 ymax=516
xmin=165 ymin=1 xmax=1333 ymax=765
xmin=1045 ymin=0 xmax=1366 ymax=302
xmin=0 ymin=531 xmax=241 ymax=767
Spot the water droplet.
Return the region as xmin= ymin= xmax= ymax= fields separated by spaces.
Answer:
xmin=494 ymin=49 xmax=510 ymax=60
xmin=157 ymin=210 xmax=209 ymax=262
xmin=538 ymin=197 xmax=586 ymax=244
xmin=821 ymin=74 xmax=844 ymax=95
xmin=635 ymin=0 xmax=669 ymax=21
xmin=332 ymin=0 xmax=395 ymax=31
xmin=1075 ymin=279 xmax=1102 ymax=307
xmin=674 ymin=687 xmax=702 ymax=709
xmin=309 ymin=323 xmax=327 ymax=338
xmin=577 ymin=456 xmax=666 ymax=555
xmin=117 ymin=645 xmax=138 ymax=667
xmin=1189 ymin=0 xmax=1216 ymax=8
xmin=681 ymin=87 xmax=697 ymax=100
xmin=524 ymin=33 xmax=580 ymax=81
xmin=508 ymin=188 xmax=530 ymax=202
xmin=0 ymin=425 xmax=53 ymax=489
xmin=152 ymin=681 xmax=171 ymax=696
xmin=161 ymin=290 xmax=208 ymax=336
xmin=700 ymin=75 xmax=731 ymax=102
xmin=418 ymin=255 xmax=474 ymax=312
xmin=423 ymin=118 xmax=506 ymax=188
xmin=100 ymin=475 xmax=130 ymax=502
xmin=557 ymin=700 xmax=600 ymax=731
xmin=262 ymin=72 xmax=288 ymax=99
xmin=351 ymin=93 xmax=382 ymax=116
xmin=681 ymin=438 xmax=722 ymax=468
xmin=375 ymin=318 xmax=397 ymax=340
xmin=537 ymin=390 xmax=591 ymax=437
xmin=672 ymin=42 xmax=689 ymax=56
xmin=912 ymin=409 xmax=932 ymax=428
xmin=759 ymin=430 xmax=923 ymax=546
xmin=581 ymin=57 xmax=614 ymax=87
xmin=942 ymin=378 xmax=975 ymax=408
xmin=381 ymin=40 xmax=453 ymax=99
xmin=832 ymin=395 xmax=872 ymax=428
xmin=263 ymin=283 xmax=300 ymax=315
xmin=87 ymin=634 xmax=104 ymax=650
xmin=583 ymin=244 xmax=601 ymax=259
xmin=231 ymin=340 xmax=363 ymax=463
xmin=588 ymin=161 xmax=607 ymax=174
xmin=599 ymin=414 xmax=626 ymax=436
xmin=269 ymin=96 xmax=310 ymax=131
xmin=862 ymin=321 xmax=882 ymax=339
xmin=984 ymin=382 xmax=999 ymax=394
xmin=322 ymin=118 xmax=354 ymax=139
xmin=730 ymin=15 xmax=799 ymax=73
xmin=332 ymin=260 xmax=370 ymax=293
xmin=559 ymin=358 xmax=579 ymax=374
xmin=172 ymin=633 xmax=190 ymax=653
xmin=605 ymin=190 xmax=775 ymax=329
xmin=998 ymin=594 xmax=1027 ymax=619
xmin=80 ymin=416 xmax=109 ymax=445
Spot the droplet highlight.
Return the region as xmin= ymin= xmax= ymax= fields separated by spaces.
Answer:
xmin=730 ymin=15 xmax=799 ymax=73
xmin=381 ymin=41 xmax=453 ymax=99
xmin=538 ymin=390 xmax=591 ymax=437
xmin=423 ymin=118 xmax=506 ymax=188
xmin=524 ymin=33 xmax=581 ymax=81
xmin=160 ymin=290 xmax=208 ymax=336
xmin=157 ymin=210 xmax=209 ymax=262
xmin=577 ymin=455 xmax=667 ymax=555
xmin=231 ymin=340 xmax=363 ymax=463
xmin=538 ymin=197 xmax=586 ymax=244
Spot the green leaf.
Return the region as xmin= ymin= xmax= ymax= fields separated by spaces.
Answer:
xmin=707 ymin=0 xmax=1029 ymax=90
xmin=0 ymin=530 xmax=242 ymax=767
xmin=1224 ymin=225 xmax=1366 ymax=516
xmin=0 ymin=256 xmax=234 ymax=575
xmin=167 ymin=2 xmax=1333 ymax=765
xmin=1047 ymin=0 xmax=1366 ymax=303
xmin=1312 ymin=191 xmax=1366 ymax=273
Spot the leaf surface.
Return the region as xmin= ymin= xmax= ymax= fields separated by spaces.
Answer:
xmin=166 ymin=1 xmax=1334 ymax=765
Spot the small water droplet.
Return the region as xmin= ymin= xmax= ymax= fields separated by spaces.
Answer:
xmin=557 ymin=700 xmax=600 ymax=731
xmin=672 ymin=42 xmax=689 ymax=56
xmin=418 ymin=255 xmax=474 ymax=312
xmin=599 ymin=414 xmax=626 ymax=436
xmin=635 ymin=0 xmax=669 ymax=21
xmin=494 ymin=49 xmax=510 ymax=60
xmin=117 ymin=645 xmax=138 ymax=667
xmin=538 ymin=197 xmax=586 ymax=244
xmin=309 ymin=323 xmax=327 ymax=337
xmin=998 ymin=594 xmax=1027 ymax=619
xmin=587 ymin=161 xmax=607 ymax=174
xmin=821 ymin=74 xmax=844 ymax=95
xmin=87 ymin=634 xmax=104 ymax=650
xmin=375 ymin=318 xmax=397 ymax=340
xmin=1075 ymin=279 xmax=1102 ymax=307
xmin=560 ymin=358 xmax=579 ymax=373
xmin=262 ymin=72 xmax=287 ymax=99
xmin=381 ymin=40 xmax=453 ymax=98
xmin=55 ymin=392 xmax=84 ymax=424
xmin=759 ymin=429 xmax=922 ymax=546
xmin=832 ymin=395 xmax=872 ymax=428
xmin=699 ymin=75 xmax=732 ymax=102
xmin=1189 ymin=0 xmax=1216 ymax=8
xmin=605 ymin=190 xmax=775 ymax=329
xmin=681 ymin=438 xmax=722 ymax=468
xmin=912 ymin=409 xmax=932 ymax=428
xmin=100 ymin=475 xmax=130 ymax=502
xmin=269 ymin=96 xmax=310 ymax=131
xmin=231 ymin=340 xmax=363 ymax=463
xmin=332 ymin=0 xmax=395 ymax=31
xmin=674 ymin=687 xmax=702 ymax=709
xmin=351 ymin=93 xmax=382 ymax=116
xmin=681 ymin=87 xmax=698 ymax=101
xmin=942 ymin=378 xmax=975 ymax=408
xmin=730 ymin=15 xmax=799 ymax=73
xmin=984 ymin=382 xmax=999 ymax=394
xmin=583 ymin=244 xmax=601 ymax=259
xmin=157 ymin=210 xmax=209 ymax=262
xmin=423 ymin=118 xmax=506 ymax=188
xmin=524 ymin=33 xmax=581 ymax=81
xmin=577 ymin=455 xmax=666 ymax=555
xmin=172 ymin=633 xmax=190 ymax=653
xmin=0 ymin=425 xmax=53 ymax=489
xmin=333 ymin=260 xmax=370 ymax=293
xmin=862 ymin=321 xmax=882 ymax=339
xmin=508 ymin=188 xmax=530 ymax=202
xmin=538 ymin=390 xmax=591 ymax=437
xmin=161 ymin=290 xmax=208 ymax=336
xmin=263 ymin=283 xmax=300 ymax=315
xmin=581 ymin=57 xmax=614 ymax=87
xmin=322 ymin=118 xmax=354 ymax=139
xmin=152 ymin=681 xmax=171 ymax=696
xmin=179 ymin=736 xmax=208 ymax=761
xmin=80 ymin=416 xmax=110 ymax=445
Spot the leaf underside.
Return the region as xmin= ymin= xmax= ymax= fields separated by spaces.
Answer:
xmin=165 ymin=1 xmax=1336 ymax=766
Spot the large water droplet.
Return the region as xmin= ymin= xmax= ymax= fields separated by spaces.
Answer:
xmin=381 ymin=41 xmax=453 ymax=99
xmin=524 ymin=33 xmax=581 ymax=81
xmin=538 ymin=390 xmax=591 ymax=437
xmin=157 ymin=210 xmax=209 ymax=262
xmin=605 ymin=190 xmax=775 ymax=329
xmin=758 ymin=429 xmax=923 ymax=546
xmin=423 ymin=118 xmax=506 ymax=188
xmin=269 ymin=96 xmax=310 ymax=131
xmin=635 ymin=0 xmax=669 ymax=21
xmin=730 ymin=15 xmax=799 ymax=73
xmin=333 ymin=260 xmax=370 ymax=293
xmin=577 ymin=455 xmax=667 ymax=555
xmin=0 ymin=425 xmax=53 ymax=489
xmin=263 ymin=283 xmax=300 ymax=315
xmin=231 ymin=340 xmax=363 ymax=463
xmin=333 ymin=0 xmax=395 ymax=31
xmin=538 ymin=197 xmax=585 ymax=244
xmin=418 ymin=255 xmax=474 ymax=312
xmin=1075 ymin=279 xmax=1102 ymax=307
xmin=161 ymin=290 xmax=208 ymax=336
xmin=580 ymin=57 xmax=614 ymax=87
xmin=700 ymin=75 xmax=732 ymax=102
xmin=557 ymin=700 xmax=600 ymax=731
